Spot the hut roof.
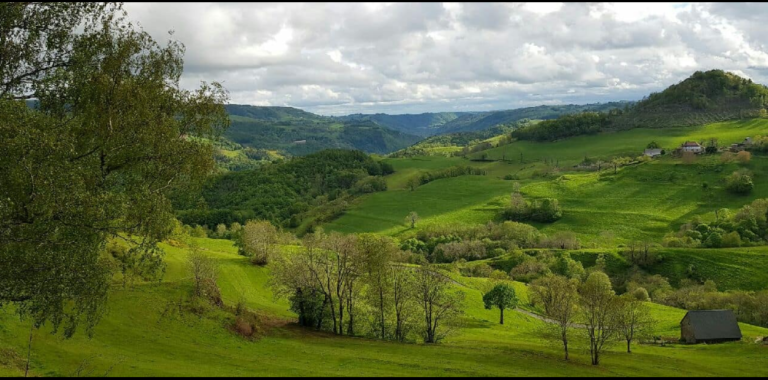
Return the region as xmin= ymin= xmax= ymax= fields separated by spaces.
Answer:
xmin=682 ymin=310 xmax=742 ymax=341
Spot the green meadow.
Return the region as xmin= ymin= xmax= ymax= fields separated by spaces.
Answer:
xmin=2 ymin=237 xmax=767 ymax=377
xmin=472 ymin=119 xmax=768 ymax=165
xmin=328 ymin=119 xmax=768 ymax=245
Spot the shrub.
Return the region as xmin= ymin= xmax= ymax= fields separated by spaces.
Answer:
xmin=234 ymin=317 xmax=254 ymax=337
xmin=725 ymin=170 xmax=754 ymax=194
xmin=720 ymin=152 xmax=735 ymax=163
xmin=632 ymin=287 xmax=650 ymax=301
xmin=510 ymin=258 xmax=551 ymax=282
xmin=502 ymin=196 xmax=563 ymax=223
xmin=434 ymin=240 xmax=487 ymax=262
xmin=542 ymin=231 xmax=581 ymax=250
xmin=736 ymin=150 xmax=752 ymax=164
xmin=530 ymin=198 xmax=563 ymax=222
xmin=721 ymin=231 xmax=742 ymax=247
xmin=704 ymin=231 xmax=723 ymax=248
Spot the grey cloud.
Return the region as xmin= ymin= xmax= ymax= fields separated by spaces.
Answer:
xmin=124 ymin=2 xmax=768 ymax=115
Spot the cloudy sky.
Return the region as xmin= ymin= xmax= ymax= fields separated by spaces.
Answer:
xmin=124 ymin=2 xmax=768 ymax=115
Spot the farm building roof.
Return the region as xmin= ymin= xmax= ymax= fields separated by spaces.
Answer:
xmin=682 ymin=310 xmax=742 ymax=341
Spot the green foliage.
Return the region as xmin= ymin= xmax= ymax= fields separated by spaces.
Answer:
xmin=224 ymin=105 xmax=422 ymax=156
xmin=0 ymin=3 xmax=228 ymax=337
xmin=482 ymin=283 xmax=518 ymax=324
xmin=510 ymin=70 xmax=768 ymax=143
xmin=336 ymin=112 xmax=465 ymax=137
xmin=417 ymin=166 xmax=486 ymax=187
xmin=725 ymin=170 xmax=754 ymax=194
xmin=502 ymin=196 xmax=563 ymax=223
xmin=174 ymin=149 xmax=392 ymax=229
xmin=437 ymin=102 xmax=629 ymax=135
xmin=512 ymin=112 xmax=612 ymax=142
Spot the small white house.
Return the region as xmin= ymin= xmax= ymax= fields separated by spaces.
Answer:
xmin=644 ymin=148 xmax=662 ymax=158
xmin=681 ymin=141 xmax=702 ymax=153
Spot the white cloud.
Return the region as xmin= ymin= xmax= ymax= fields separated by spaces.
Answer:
xmin=122 ymin=3 xmax=768 ymax=115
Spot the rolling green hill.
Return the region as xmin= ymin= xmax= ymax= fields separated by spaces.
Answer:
xmin=1 ymin=237 xmax=766 ymax=377
xmin=324 ymin=118 xmax=768 ymax=291
xmin=437 ymin=102 xmax=630 ymax=135
xmin=335 ymin=112 xmax=469 ymax=136
xmin=512 ymin=70 xmax=768 ymax=142
xmin=223 ymin=105 xmax=422 ymax=156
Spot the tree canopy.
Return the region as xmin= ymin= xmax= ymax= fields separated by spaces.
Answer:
xmin=0 ymin=2 xmax=228 ymax=337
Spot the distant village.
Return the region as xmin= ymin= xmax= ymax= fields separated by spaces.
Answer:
xmin=641 ymin=137 xmax=754 ymax=158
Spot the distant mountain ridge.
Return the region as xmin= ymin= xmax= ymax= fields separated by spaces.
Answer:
xmin=222 ymin=105 xmax=422 ymax=156
xmin=334 ymin=112 xmax=471 ymax=136
xmin=222 ymin=102 xmax=633 ymax=154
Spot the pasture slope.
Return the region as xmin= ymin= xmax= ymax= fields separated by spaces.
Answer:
xmin=1 ymin=238 xmax=767 ymax=377
xmin=328 ymin=119 xmax=768 ymax=244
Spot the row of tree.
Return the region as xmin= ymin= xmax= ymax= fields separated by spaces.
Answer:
xmin=270 ymin=231 xmax=465 ymax=343
xmin=531 ymin=272 xmax=654 ymax=365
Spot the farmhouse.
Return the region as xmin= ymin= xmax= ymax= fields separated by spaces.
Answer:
xmin=729 ymin=137 xmax=753 ymax=152
xmin=680 ymin=310 xmax=742 ymax=344
xmin=643 ymin=148 xmax=662 ymax=158
xmin=293 ymin=140 xmax=307 ymax=144
xmin=680 ymin=141 xmax=703 ymax=153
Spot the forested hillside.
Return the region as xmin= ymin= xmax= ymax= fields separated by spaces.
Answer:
xmin=335 ymin=112 xmax=468 ymax=136
xmin=173 ymin=149 xmax=393 ymax=230
xmin=223 ymin=105 xmax=422 ymax=156
xmin=438 ymin=102 xmax=630 ymax=134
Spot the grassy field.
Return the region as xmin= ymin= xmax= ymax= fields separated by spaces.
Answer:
xmin=328 ymin=118 xmax=768 ymax=244
xmin=523 ymin=155 xmax=768 ymax=243
xmin=324 ymin=175 xmax=514 ymax=236
xmin=470 ymin=118 xmax=768 ymax=165
xmin=1 ymin=237 xmax=767 ymax=377
xmin=328 ymin=154 xmax=768 ymax=244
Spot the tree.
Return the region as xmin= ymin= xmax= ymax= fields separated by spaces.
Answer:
xmin=615 ymin=295 xmax=654 ymax=353
xmin=390 ymin=265 xmax=417 ymax=342
xmin=579 ymin=272 xmax=620 ymax=365
xmin=270 ymin=240 xmax=325 ymax=329
xmin=215 ymin=223 xmax=228 ymax=238
xmin=552 ymin=252 xmax=586 ymax=279
xmin=358 ymin=234 xmax=397 ymax=339
xmin=622 ymin=240 xmax=660 ymax=268
xmin=320 ymin=232 xmax=362 ymax=336
xmin=272 ymin=231 xmax=361 ymax=336
xmin=187 ymin=245 xmax=222 ymax=306
xmin=414 ymin=266 xmax=464 ymax=343
xmin=530 ymin=275 xmax=580 ymax=360
xmin=406 ymin=211 xmax=420 ymax=229
xmin=725 ymin=170 xmax=754 ymax=194
xmin=0 ymin=3 xmax=229 ymax=337
xmin=646 ymin=141 xmax=660 ymax=149
xmin=238 ymin=220 xmax=282 ymax=266
xmin=530 ymin=198 xmax=563 ymax=222
xmin=406 ymin=177 xmax=418 ymax=192
xmin=483 ymin=283 xmax=518 ymax=324
xmin=737 ymin=150 xmax=752 ymax=164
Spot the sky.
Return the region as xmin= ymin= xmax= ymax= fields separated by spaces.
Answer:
xmin=124 ymin=2 xmax=768 ymax=115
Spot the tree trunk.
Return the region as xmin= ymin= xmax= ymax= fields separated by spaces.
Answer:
xmin=627 ymin=339 xmax=632 ymax=353
xmin=500 ymin=308 xmax=504 ymax=325
xmin=379 ymin=288 xmax=386 ymax=339
xmin=563 ymin=340 xmax=569 ymax=361
xmin=25 ymin=325 xmax=34 ymax=378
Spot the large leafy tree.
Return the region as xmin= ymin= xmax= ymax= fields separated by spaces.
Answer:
xmin=483 ymin=283 xmax=518 ymax=325
xmin=0 ymin=3 xmax=229 ymax=337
